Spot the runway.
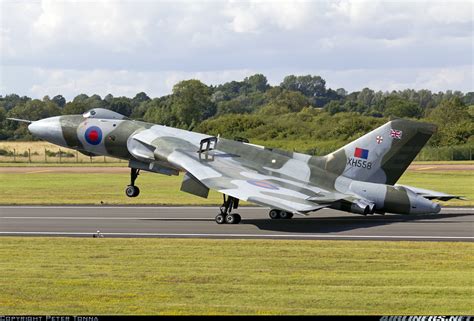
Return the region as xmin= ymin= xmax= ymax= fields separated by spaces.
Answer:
xmin=0 ymin=206 xmax=473 ymax=241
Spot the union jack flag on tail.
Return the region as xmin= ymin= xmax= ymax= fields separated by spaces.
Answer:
xmin=390 ymin=129 xmax=403 ymax=139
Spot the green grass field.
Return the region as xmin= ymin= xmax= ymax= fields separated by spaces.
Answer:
xmin=0 ymin=237 xmax=472 ymax=315
xmin=0 ymin=170 xmax=472 ymax=206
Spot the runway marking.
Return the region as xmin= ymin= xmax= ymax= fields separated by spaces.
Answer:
xmin=0 ymin=216 xmax=212 ymax=220
xmin=0 ymin=205 xmax=472 ymax=212
xmin=0 ymin=231 xmax=472 ymax=240
xmin=0 ymin=206 xmax=264 ymax=210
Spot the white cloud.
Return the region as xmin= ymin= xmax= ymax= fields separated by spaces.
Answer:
xmin=0 ymin=0 xmax=472 ymax=98
xmin=2 ymin=64 xmax=471 ymax=101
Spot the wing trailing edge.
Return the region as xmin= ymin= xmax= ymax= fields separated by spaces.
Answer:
xmin=396 ymin=184 xmax=465 ymax=201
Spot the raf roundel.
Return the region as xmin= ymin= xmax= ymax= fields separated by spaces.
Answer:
xmin=84 ymin=126 xmax=103 ymax=145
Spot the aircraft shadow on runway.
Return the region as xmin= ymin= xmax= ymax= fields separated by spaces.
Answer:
xmin=239 ymin=213 xmax=473 ymax=233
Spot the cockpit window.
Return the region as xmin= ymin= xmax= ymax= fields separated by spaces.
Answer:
xmin=82 ymin=108 xmax=127 ymax=120
xmin=82 ymin=109 xmax=98 ymax=118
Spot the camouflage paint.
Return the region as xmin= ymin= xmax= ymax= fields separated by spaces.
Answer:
xmin=27 ymin=108 xmax=448 ymax=216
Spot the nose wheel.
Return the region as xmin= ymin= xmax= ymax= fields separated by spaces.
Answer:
xmin=215 ymin=195 xmax=242 ymax=224
xmin=125 ymin=168 xmax=140 ymax=198
xmin=125 ymin=185 xmax=140 ymax=197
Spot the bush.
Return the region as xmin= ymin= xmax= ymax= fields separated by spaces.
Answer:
xmin=45 ymin=149 xmax=75 ymax=158
xmin=0 ymin=148 xmax=12 ymax=156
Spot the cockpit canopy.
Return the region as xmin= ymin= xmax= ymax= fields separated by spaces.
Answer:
xmin=82 ymin=108 xmax=127 ymax=120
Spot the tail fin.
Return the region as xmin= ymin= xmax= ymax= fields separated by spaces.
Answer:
xmin=321 ymin=119 xmax=436 ymax=185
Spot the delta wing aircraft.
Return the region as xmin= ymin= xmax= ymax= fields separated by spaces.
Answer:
xmin=9 ymin=109 xmax=461 ymax=224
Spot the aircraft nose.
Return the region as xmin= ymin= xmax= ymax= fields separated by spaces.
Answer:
xmin=28 ymin=116 xmax=66 ymax=146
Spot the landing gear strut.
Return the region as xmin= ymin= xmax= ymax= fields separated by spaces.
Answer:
xmin=215 ymin=195 xmax=241 ymax=224
xmin=269 ymin=209 xmax=293 ymax=219
xmin=125 ymin=168 xmax=140 ymax=197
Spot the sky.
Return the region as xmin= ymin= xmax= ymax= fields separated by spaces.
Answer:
xmin=0 ymin=0 xmax=473 ymax=100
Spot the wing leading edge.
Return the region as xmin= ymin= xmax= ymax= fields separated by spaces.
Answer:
xmin=129 ymin=129 xmax=346 ymax=215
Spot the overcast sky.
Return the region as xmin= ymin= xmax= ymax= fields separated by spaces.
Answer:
xmin=1 ymin=0 xmax=473 ymax=100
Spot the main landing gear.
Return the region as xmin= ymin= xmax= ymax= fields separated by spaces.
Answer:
xmin=215 ymin=195 xmax=241 ymax=224
xmin=269 ymin=209 xmax=294 ymax=220
xmin=125 ymin=168 xmax=140 ymax=197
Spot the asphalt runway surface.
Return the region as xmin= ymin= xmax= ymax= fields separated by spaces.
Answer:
xmin=1 ymin=163 xmax=473 ymax=173
xmin=0 ymin=206 xmax=472 ymax=241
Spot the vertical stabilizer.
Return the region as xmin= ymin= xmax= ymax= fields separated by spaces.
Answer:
xmin=319 ymin=119 xmax=436 ymax=185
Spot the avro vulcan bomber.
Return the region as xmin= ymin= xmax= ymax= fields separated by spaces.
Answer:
xmin=9 ymin=108 xmax=461 ymax=224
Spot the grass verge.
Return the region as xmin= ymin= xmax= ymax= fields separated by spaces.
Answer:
xmin=0 ymin=170 xmax=472 ymax=206
xmin=0 ymin=237 xmax=472 ymax=315
xmin=0 ymin=171 xmax=222 ymax=205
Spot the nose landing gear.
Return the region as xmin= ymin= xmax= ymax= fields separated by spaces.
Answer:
xmin=125 ymin=168 xmax=140 ymax=197
xmin=215 ymin=195 xmax=241 ymax=224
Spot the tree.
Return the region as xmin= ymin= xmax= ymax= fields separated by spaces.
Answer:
xmin=216 ymin=92 xmax=265 ymax=115
xmin=132 ymin=92 xmax=151 ymax=106
xmin=427 ymin=97 xmax=473 ymax=146
xmin=85 ymin=95 xmax=108 ymax=110
xmin=280 ymin=75 xmax=326 ymax=102
xmin=73 ymin=94 xmax=89 ymax=102
xmin=104 ymin=94 xmax=114 ymax=103
xmin=142 ymin=97 xmax=178 ymax=126
xmin=214 ymin=81 xmax=245 ymax=101
xmin=0 ymin=94 xmax=31 ymax=111
xmin=109 ymin=97 xmax=132 ymax=117
xmin=62 ymin=101 xmax=89 ymax=115
xmin=383 ymin=97 xmax=422 ymax=118
xmin=52 ymin=95 xmax=66 ymax=108
xmin=171 ymin=80 xmax=215 ymax=128
xmin=336 ymin=88 xmax=347 ymax=97
xmin=463 ymin=92 xmax=474 ymax=105
xmin=7 ymin=99 xmax=62 ymax=121
xmin=0 ymin=106 xmax=9 ymax=140
xmin=243 ymin=74 xmax=269 ymax=93
xmin=324 ymin=101 xmax=346 ymax=115
xmin=357 ymin=88 xmax=375 ymax=107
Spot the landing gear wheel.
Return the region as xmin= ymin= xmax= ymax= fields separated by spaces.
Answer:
xmin=225 ymin=213 xmax=241 ymax=224
xmin=215 ymin=195 xmax=242 ymax=225
xmin=215 ymin=214 xmax=226 ymax=224
xmin=233 ymin=213 xmax=241 ymax=224
xmin=225 ymin=214 xmax=236 ymax=224
xmin=280 ymin=211 xmax=293 ymax=219
xmin=125 ymin=185 xmax=140 ymax=197
xmin=125 ymin=168 xmax=141 ymax=198
xmin=269 ymin=209 xmax=280 ymax=219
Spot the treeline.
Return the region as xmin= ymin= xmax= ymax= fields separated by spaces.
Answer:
xmin=1 ymin=74 xmax=472 ymax=153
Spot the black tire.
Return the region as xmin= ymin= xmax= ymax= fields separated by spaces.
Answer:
xmin=215 ymin=214 xmax=226 ymax=224
xmin=225 ymin=214 xmax=236 ymax=224
xmin=269 ymin=209 xmax=280 ymax=219
xmin=232 ymin=213 xmax=241 ymax=224
xmin=133 ymin=186 xmax=140 ymax=197
xmin=125 ymin=185 xmax=137 ymax=198
xmin=280 ymin=211 xmax=291 ymax=219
